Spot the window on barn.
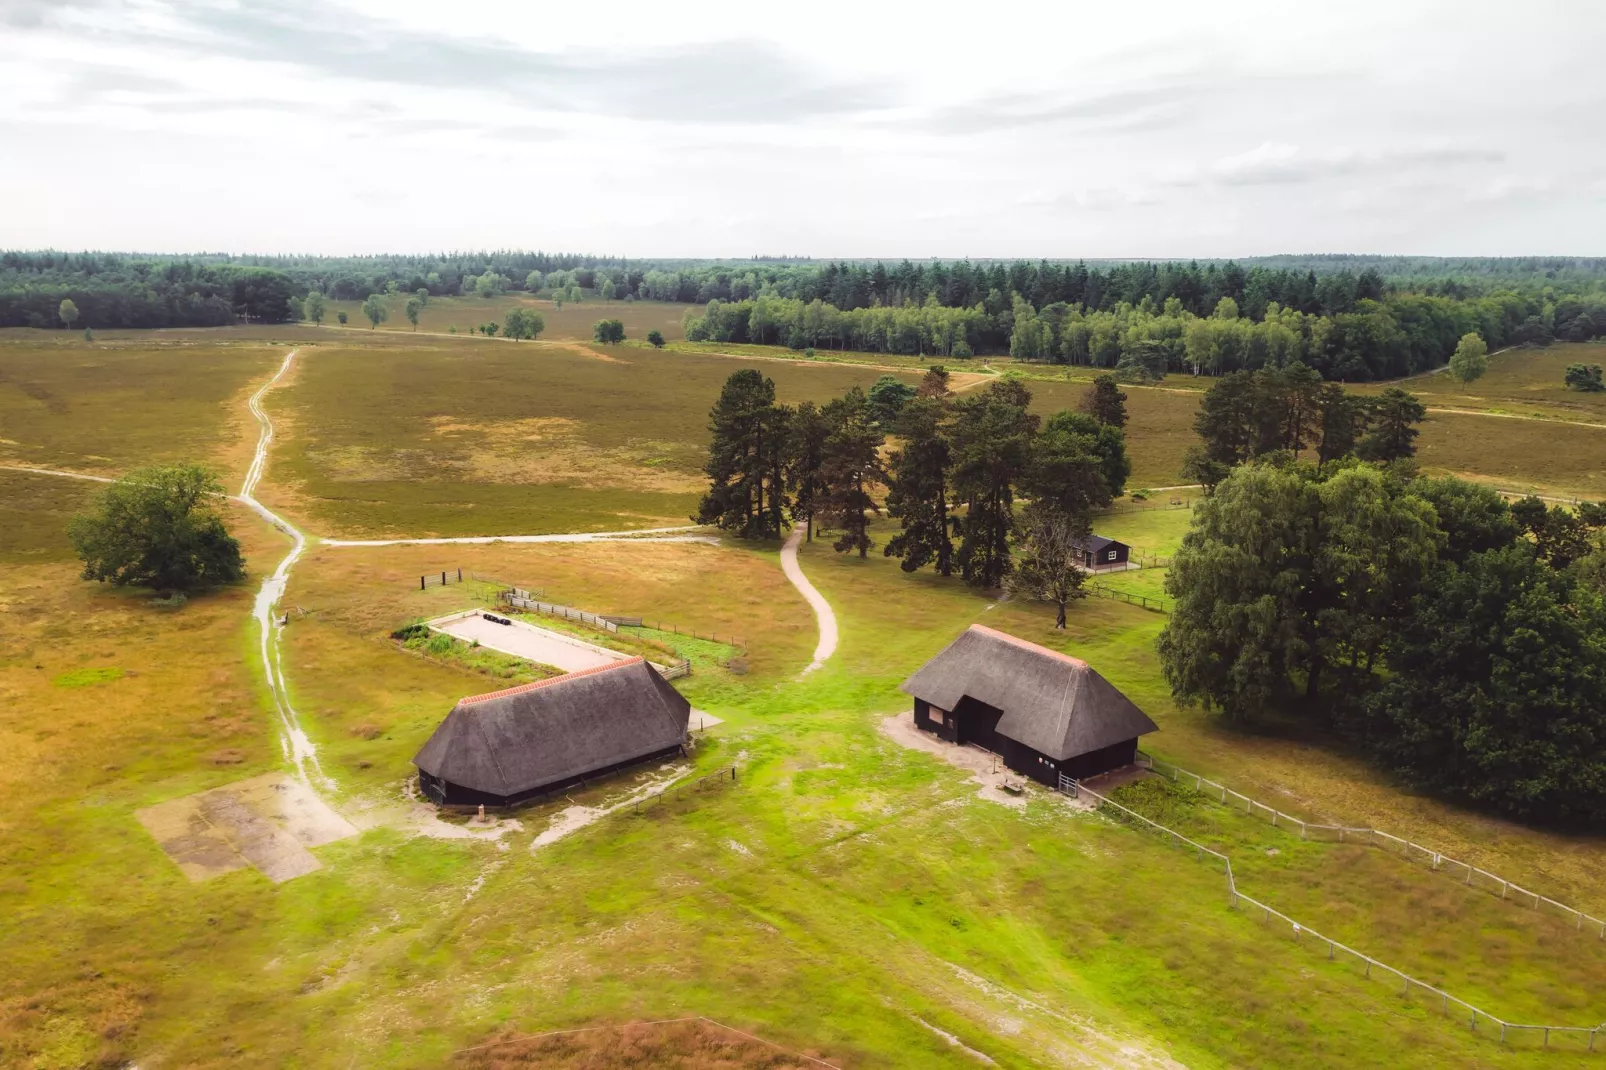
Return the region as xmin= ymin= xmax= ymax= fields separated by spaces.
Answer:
xmin=1107 ymin=550 xmax=1118 ymax=561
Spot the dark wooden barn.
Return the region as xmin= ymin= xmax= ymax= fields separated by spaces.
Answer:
xmin=901 ymin=625 xmax=1157 ymax=787
xmin=413 ymin=657 xmax=691 ymax=807
xmin=1071 ymin=534 xmax=1130 ymax=571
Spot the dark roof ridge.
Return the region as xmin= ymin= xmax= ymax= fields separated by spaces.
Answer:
xmin=459 ymin=656 xmax=644 ymax=706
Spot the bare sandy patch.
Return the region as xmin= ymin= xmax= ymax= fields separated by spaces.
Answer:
xmin=136 ymin=772 xmax=357 ymax=883
xmin=878 ymin=712 xmax=1029 ymax=810
xmin=531 ymin=764 xmax=691 ymax=850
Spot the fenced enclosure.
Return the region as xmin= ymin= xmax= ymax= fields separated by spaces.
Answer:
xmin=420 ymin=568 xmax=464 ymax=589
xmin=1086 ymin=583 xmax=1170 ymax=614
xmin=500 ymin=588 xmax=620 ymax=633
xmin=1062 ymin=772 xmax=1605 ymax=1051
xmin=1097 ymin=497 xmax=1195 ymax=517
xmin=1137 ymin=753 xmax=1606 ymax=940
xmin=631 ymin=764 xmax=738 ymax=815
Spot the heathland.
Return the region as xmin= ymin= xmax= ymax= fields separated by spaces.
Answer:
xmin=2 ymin=321 xmax=1605 ymax=1068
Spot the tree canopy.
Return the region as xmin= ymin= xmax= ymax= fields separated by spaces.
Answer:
xmin=68 ymin=464 xmax=245 ymax=594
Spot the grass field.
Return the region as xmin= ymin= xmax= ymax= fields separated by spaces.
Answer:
xmin=6 ymin=327 xmax=1606 ymax=1068
xmin=322 ymin=295 xmax=693 ymax=343
xmin=260 ymin=339 xmax=923 ymax=538
xmin=1363 ymin=341 xmax=1606 ymax=423
xmin=0 ymin=334 xmax=281 ymax=481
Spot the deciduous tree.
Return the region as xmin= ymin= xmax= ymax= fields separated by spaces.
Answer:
xmin=68 ymin=463 xmax=245 ymax=594
xmin=647 ymin=329 xmax=665 ymax=348
xmin=404 ymin=297 xmax=422 ymax=330
xmin=593 ymin=318 xmax=625 ymax=344
xmin=362 ymin=293 xmax=388 ymax=329
xmin=1447 ymin=332 xmax=1489 ymax=390
xmin=58 ymin=298 xmax=79 ymax=330
xmin=303 ymin=290 xmax=326 ymax=326
xmin=1006 ymin=504 xmax=1089 ymax=628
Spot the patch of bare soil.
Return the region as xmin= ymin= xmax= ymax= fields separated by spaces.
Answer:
xmin=540 ymin=340 xmax=630 ymax=364
xmin=135 ymin=772 xmax=356 ymax=883
xmin=452 ymin=1017 xmax=844 ymax=1069
xmin=878 ymin=713 xmax=1033 ymax=810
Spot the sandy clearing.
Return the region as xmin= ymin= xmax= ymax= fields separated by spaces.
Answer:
xmin=432 ymin=611 xmax=637 ymax=674
xmin=781 ymin=526 xmax=838 ymax=675
xmin=530 ymin=764 xmax=691 ymax=850
xmin=136 ymin=772 xmax=356 ymax=883
xmin=878 ymin=713 xmax=1038 ymax=810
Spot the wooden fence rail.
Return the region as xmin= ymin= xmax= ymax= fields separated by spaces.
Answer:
xmin=1063 ymin=774 xmax=1604 ymax=1051
xmin=1136 ymin=752 xmax=1606 ymax=940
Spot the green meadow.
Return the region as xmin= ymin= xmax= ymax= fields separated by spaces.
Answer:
xmin=3 ymin=326 xmax=1606 ymax=1067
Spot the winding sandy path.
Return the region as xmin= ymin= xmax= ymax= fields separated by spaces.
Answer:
xmin=237 ymin=350 xmax=330 ymax=788
xmin=781 ymin=526 xmax=838 ymax=675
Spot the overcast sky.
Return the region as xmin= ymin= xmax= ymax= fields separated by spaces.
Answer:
xmin=3 ymin=0 xmax=1603 ymax=258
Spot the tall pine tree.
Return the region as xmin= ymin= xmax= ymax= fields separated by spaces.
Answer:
xmin=950 ymin=378 xmax=1038 ymax=587
xmin=696 ymin=369 xmax=790 ymax=537
xmin=884 ymin=395 xmax=954 ymax=574
xmin=817 ymin=387 xmax=885 ymax=558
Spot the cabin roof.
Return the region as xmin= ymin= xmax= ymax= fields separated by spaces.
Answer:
xmin=413 ymin=657 xmax=690 ymax=798
xmin=899 ymin=625 xmax=1157 ymax=760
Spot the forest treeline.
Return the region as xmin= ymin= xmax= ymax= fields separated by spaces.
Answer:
xmin=6 ymin=249 xmax=1606 ymax=340
xmin=683 ymin=288 xmax=1605 ymax=380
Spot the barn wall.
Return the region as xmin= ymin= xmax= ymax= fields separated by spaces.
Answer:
xmin=913 ymin=698 xmax=958 ymax=743
xmin=429 ymin=742 xmax=686 ymax=809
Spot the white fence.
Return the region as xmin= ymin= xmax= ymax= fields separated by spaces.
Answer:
xmin=1137 ymin=753 xmax=1606 ymax=940
xmin=1063 ymin=775 xmax=1605 ymax=1051
xmin=502 ymin=589 xmax=620 ymax=633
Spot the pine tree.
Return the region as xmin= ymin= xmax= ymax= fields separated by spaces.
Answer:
xmin=786 ymin=401 xmax=830 ymax=541
xmin=884 ymin=396 xmax=954 ymax=574
xmin=816 ymin=387 xmax=884 ymax=558
xmin=950 ymin=379 xmax=1038 ymax=587
xmin=1079 ymin=374 xmax=1127 ymax=427
xmin=696 ymin=370 xmax=790 ymax=538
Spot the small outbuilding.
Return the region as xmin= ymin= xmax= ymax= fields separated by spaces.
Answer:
xmin=413 ymin=657 xmax=691 ymax=807
xmin=1071 ymin=534 xmax=1130 ymax=571
xmin=901 ymin=625 xmax=1157 ymax=787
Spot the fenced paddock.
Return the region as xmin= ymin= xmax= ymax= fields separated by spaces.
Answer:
xmin=1061 ymin=772 xmax=1606 ymax=1051
xmin=1086 ymin=583 xmax=1171 ymax=614
xmin=1137 ymin=753 xmax=1606 ymax=940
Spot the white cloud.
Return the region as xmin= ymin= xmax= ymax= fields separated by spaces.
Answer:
xmin=1 ymin=0 xmax=1603 ymax=256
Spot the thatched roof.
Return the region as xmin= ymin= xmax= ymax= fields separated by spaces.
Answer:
xmin=900 ymin=625 xmax=1157 ymax=760
xmin=414 ymin=657 xmax=690 ymax=798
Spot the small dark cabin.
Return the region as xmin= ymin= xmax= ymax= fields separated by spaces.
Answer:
xmin=1071 ymin=534 xmax=1130 ymax=571
xmin=901 ymin=625 xmax=1158 ymax=787
xmin=413 ymin=657 xmax=691 ymax=807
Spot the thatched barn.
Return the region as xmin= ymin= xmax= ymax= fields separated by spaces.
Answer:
xmin=901 ymin=625 xmax=1157 ymax=787
xmin=414 ymin=657 xmax=691 ymax=807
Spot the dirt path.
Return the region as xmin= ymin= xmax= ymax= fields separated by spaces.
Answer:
xmin=781 ymin=527 xmax=838 ymax=675
xmin=237 ymin=349 xmax=331 ymax=788
xmin=1426 ymin=406 xmax=1606 ymax=429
